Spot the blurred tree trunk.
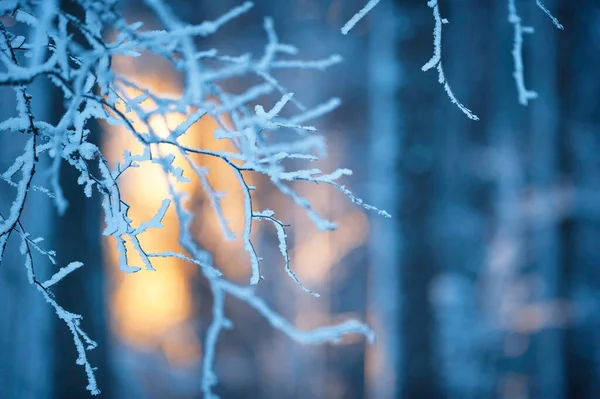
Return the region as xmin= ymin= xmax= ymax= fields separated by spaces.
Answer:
xmin=529 ymin=0 xmax=565 ymax=397
xmin=485 ymin=1 xmax=528 ymax=396
xmin=50 ymin=1 xmax=111 ymax=398
xmin=0 ymin=79 xmax=53 ymax=399
xmin=559 ymin=2 xmax=600 ymax=398
xmin=432 ymin=1 xmax=494 ymax=398
xmin=393 ymin=1 xmax=443 ymax=397
xmin=365 ymin=1 xmax=402 ymax=398
xmin=50 ymin=121 xmax=112 ymax=399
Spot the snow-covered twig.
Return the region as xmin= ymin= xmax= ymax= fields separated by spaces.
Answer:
xmin=508 ymin=0 xmax=563 ymax=105
xmin=508 ymin=0 xmax=538 ymax=106
xmin=536 ymin=0 xmax=563 ymax=30
xmin=422 ymin=0 xmax=479 ymax=121
xmin=0 ymin=1 xmax=387 ymax=396
xmin=341 ymin=0 xmax=382 ymax=35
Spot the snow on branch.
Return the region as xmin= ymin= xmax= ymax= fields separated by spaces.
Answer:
xmin=341 ymin=0 xmax=382 ymax=35
xmin=422 ymin=0 xmax=479 ymax=121
xmin=0 ymin=0 xmax=387 ymax=396
xmin=508 ymin=0 xmax=538 ymax=105
xmin=508 ymin=0 xmax=563 ymax=106
xmin=536 ymin=0 xmax=564 ymax=30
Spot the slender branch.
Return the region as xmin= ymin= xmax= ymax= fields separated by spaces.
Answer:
xmin=422 ymin=0 xmax=479 ymax=120
xmin=0 ymin=2 xmax=386 ymax=396
xmin=341 ymin=0 xmax=382 ymax=35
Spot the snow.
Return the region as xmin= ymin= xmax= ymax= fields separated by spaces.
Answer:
xmin=423 ymin=0 xmax=479 ymax=120
xmin=0 ymin=0 xmax=387 ymax=396
xmin=342 ymin=0 xmax=382 ymax=35
xmin=508 ymin=0 xmax=563 ymax=106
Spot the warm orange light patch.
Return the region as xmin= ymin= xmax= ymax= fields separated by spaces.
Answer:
xmin=292 ymin=210 xmax=369 ymax=283
xmin=102 ymin=66 xmax=258 ymax=364
xmin=285 ymin=145 xmax=370 ymax=332
xmin=103 ymin=82 xmax=201 ymax=362
xmin=111 ymin=257 xmax=192 ymax=341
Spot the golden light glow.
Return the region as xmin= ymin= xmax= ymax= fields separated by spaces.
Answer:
xmin=102 ymin=61 xmax=258 ymax=364
xmin=103 ymin=58 xmax=367 ymax=373
xmin=292 ymin=210 xmax=369 ymax=283
xmin=282 ymin=146 xmax=370 ymax=334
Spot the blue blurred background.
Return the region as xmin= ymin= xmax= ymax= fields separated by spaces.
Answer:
xmin=2 ymin=0 xmax=600 ymax=398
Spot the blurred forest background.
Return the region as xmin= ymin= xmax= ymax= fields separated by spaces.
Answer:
xmin=2 ymin=0 xmax=600 ymax=398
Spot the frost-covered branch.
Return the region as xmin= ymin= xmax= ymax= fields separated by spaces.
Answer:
xmin=508 ymin=0 xmax=538 ymax=105
xmin=536 ymin=0 xmax=564 ymax=30
xmin=341 ymin=0 xmax=382 ymax=35
xmin=423 ymin=0 xmax=479 ymax=121
xmin=0 ymin=0 xmax=387 ymax=396
xmin=508 ymin=0 xmax=563 ymax=105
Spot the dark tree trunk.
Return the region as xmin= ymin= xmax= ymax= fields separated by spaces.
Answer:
xmin=559 ymin=2 xmax=600 ymax=398
xmin=50 ymin=1 xmax=112 ymax=398
xmin=365 ymin=0 xmax=402 ymax=397
xmin=50 ymin=123 xmax=112 ymax=399
xmin=394 ymin=1 xmax=443 ymax=397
